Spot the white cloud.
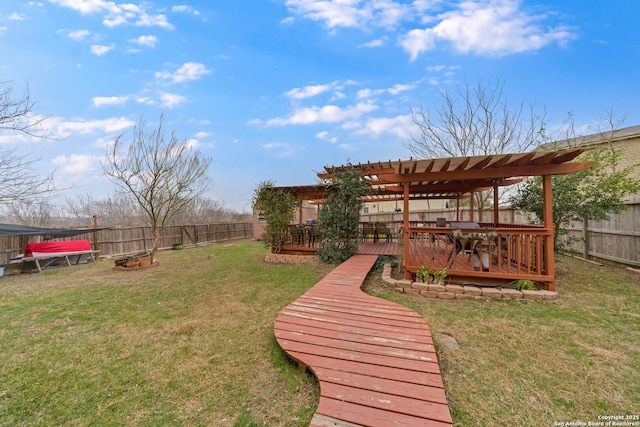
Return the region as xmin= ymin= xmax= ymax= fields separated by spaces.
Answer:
xmin=266 ymin=102 xmax=378 ymax=126
xmin=263 ymin=142 xmax=295 ymax=158
xmin=401 ymin=0 xmax=575 ymax=59
xmin=155 ymin=62 xmax=211 ymax=84
xmin=281 ymin=16 xmax=295 ymax=25
xmin=130 ymin=35 xmax=157 ymax=47
xmin=52 ymin=153 xmax=99 ymax=174
xmin=9 ymin=13 xmax=27 ymax=20
xmin=130 ymin=11 xmax=173 ymax=30
xmin=357 ymin=88 xmax=385 ymax=99
xmin=285 ymin=0 xmax=574 ymax=59
xmin=92 ymin=95 xmax=130 ymax=107
xmin=0 ymin=26 xmax=7 ymax=35
xmin=51 ymin=116 xmax=136 ymax=136
xmin=426 ymin=64 xmax=448 ymax=72
xmin=353 ymin=114 xmax=414 ymax=138
xmin=316 ymin=131 xmax=338 ymax=143
xmin=400 ymin=28 xmax=437 ymax=61
xmin=49 ymin=0 xmax=175 ymax=30
xmin=0 ymin=133 xmax=29 ymax=144
xmin=159 ymin=92 xmax=187 ymax=108
xmin=194 ymin=131 xmax=210 ymax=138
xmin=67 ymin=29 xmax=90 ymax=40
xmin=434 ymin=0 xmax=575 ymax=55
xmin=285 ymin=83 xmax=333 ymax=100
xmin=90 ymin=43 xmax=114 ymax=55
xmin=356 ymin=83 xmax=414 ymax=99
xmin=48 ymin=0 xmax=119 ymax=15
xmin=184 ymin=138 xmax=200 ymax=149
xmin=360 ymin=37 xmax=387 ymax=48
xmin=134 ymin=96 xmax=155 ymax=105
xmin=284 ymin=0 xmax=410 ymax=29
xmin=172 ymin=5 xmax=200 ymax=15
xmin=285 ymin=81 xmax=356 ymax=101
xmin=387 ymin=83 xmax=416 ymax=95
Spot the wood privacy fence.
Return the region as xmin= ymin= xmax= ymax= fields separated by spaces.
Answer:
xmin=563 ymin=196 xmax=640 ymax=267
xmin=0 ymin=222 xmax=253 ymax=265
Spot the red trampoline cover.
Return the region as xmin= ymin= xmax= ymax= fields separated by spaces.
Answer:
xmin=24 ymin=240 xmax=92 ymax=257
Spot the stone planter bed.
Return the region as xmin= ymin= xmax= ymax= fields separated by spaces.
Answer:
xmin=382 ymin=263 xmax=558 ymax=301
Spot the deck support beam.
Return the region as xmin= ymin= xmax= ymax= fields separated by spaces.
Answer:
xmin=493 ymin=183 xmax=500 ymax=225
xmin=403 ymin=182 xmax=411 ymax=280
xmin=543 ymin=174 xmax=556 ymax=291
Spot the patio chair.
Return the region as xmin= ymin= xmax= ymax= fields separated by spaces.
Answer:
xmin=362 ymin=222 xmax=374 ymax=241
xmin=374 ymin=222 xmax=391 ymax=243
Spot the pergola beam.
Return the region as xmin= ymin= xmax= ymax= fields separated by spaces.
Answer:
xmin=375 ymin=161 xmax=593 ymax=184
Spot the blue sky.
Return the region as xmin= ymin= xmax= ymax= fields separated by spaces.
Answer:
xmin=1 ymin=0 xmax=638 ymax=212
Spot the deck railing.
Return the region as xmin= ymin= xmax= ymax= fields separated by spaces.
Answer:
xmin=279 ymin=225 xmax=321 ymax=254
xmin=277 ymin=222 xmax=554 ymax=288
xmin=404 ymin=225 xmax=552 ymax=285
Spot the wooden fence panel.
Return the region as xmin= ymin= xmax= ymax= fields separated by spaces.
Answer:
xmin=563 ymin=198 xmax=640 ymax=266
xmin=0 ymin=222 xmax=253 ymax=265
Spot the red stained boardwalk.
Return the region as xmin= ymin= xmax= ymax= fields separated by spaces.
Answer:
xmin=274 ymin=255 xmax=452 ymax=427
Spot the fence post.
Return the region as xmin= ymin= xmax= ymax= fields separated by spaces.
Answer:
xmin=92 ymin=215 xmax=99 ymax=255
xmin=583 ymin=218 xmax=589 ymax=259
xmin=141 ymin=227 xmax=148 ymax=253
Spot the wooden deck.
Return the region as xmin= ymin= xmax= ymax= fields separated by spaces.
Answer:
xmin=357 ymin=240 xmax=401 ymax=256
xmin=274 ymin=255 xmax=452 ymax=427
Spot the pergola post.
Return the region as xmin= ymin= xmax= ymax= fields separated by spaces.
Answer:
xmin=470 ymin=192 xmax=475 ymax=222
xmin=543 ymin=174 xmax=556 ymax=291
xmin=493 ymin=184 xmax=500 ymax=225
xmin=403 ymin=183 xmax=411 ymax=280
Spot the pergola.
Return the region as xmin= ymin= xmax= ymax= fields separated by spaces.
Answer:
xmin=276 ymin=149 xmax=593 ymax=290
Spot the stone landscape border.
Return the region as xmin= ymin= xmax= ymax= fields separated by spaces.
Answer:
xmin=382 ymin=264 xmax=558 ymax=301
xmin=264 ymin=253 xmax=320 ymax=264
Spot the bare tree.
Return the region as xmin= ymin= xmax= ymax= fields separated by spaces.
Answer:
xmin=0 ymin=148 xmax=56 ymax=208
xmin=101 ymin=115 xmax=212 ymax=259
xmin=65 ymin=193 xmax=147 ymax=227
xmin=406 ymin=78 xmax=547 ymax=215
xmin=1 ymin=81 xmax=51 ymax=138
xmin=171 ymin=196 xmax=226 ymax=224
xmin=6 ymin=199 xmax=56 ymax=227
xmin=0 ymin=82 xmax=57 ymax=210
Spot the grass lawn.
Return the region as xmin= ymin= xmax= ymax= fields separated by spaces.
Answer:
xmin=1 ymin=240 xmax=639 ymax=426
xmin=0 ymin=241 xmax=333 ymax=426
xmin=364 ymin=255 xmax=640 ymax=426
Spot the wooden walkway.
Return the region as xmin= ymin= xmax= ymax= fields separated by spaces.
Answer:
xmin=274 ymin=255 xmax=452 ymax=427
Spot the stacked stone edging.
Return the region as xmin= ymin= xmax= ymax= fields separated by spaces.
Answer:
xmin=264 ymin=253 xmax=320 ymax=264
xmin=381 ymin=264 xmax=558 ymax=301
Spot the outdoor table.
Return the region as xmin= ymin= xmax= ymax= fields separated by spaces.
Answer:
xmin=447 ymin=228 xmax=498 ymax=270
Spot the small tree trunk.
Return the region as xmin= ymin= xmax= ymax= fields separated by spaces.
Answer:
xmin=150 ymin=229 xmax=161 ymax=260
